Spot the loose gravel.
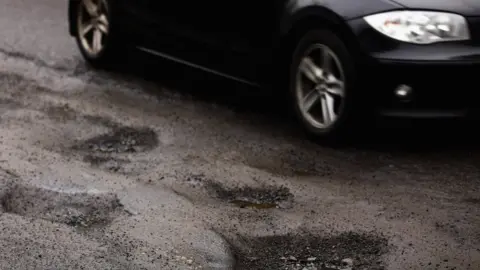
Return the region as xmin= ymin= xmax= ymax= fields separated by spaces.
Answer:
xmin=75 ymin=126 xmax=159 ymax=154
xmin=205 ymin=181 xmax=294 ymax=209
xmin=233 ymin=232 xmax=389 ymax=270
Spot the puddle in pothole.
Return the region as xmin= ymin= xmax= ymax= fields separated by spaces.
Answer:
xmin=232 ymin=232 xmax=389 ymax=270
xmin=74 ymin=126 xmax=159 ymax=153
xmin=205 ymin=181 xmax=294 ymax=209
xmin=1 ymin=184 xmax=126 ymax=229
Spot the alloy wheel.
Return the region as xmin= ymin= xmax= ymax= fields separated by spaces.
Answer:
xmin=295 ymin=44 xmax=346 ymax=129
xmin=77 ymin=0 xmax=110 ymax=56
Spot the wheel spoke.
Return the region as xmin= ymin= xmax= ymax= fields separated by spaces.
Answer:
xmin=97 ymin=22 xmax=108 ymax=34
xmin=326 ymin=83 xmax=345 ymax=97
xmin=320 ymin=93 xmax=336 ymax=125
xmin=302 ymin=89 xmax=320 ymax=112
xmin=92 ymin=28 xmax=103 ymax=53
xmin=300 ymin=57 xmax=322 ymax=83
xmin=320 ymin=95 xmax=329 ymax=124
xmin=98 ymin=14 xmax=109 ymax=29
xmin=326 ymin=85 xmax=344 ymax=97
xmin=325 ymin=74 xmax=345 ymax=97
xmin=325 ymin=73 xmax=342 ymax=85
xmin=82 ymin=0 xmax=98 ymax=16
xmin=81 ymin=23 xmax=94 ymax=36
xmin=325 ymin=93 xmax=336 ymax=123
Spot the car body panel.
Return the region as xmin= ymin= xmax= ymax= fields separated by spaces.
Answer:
xmin=280 ymin=0 xmax=402 ymax=35
xmin=112 ymin=0 xmax=403 ymax=82
xmin=389 ymin=0 xmax=480 ymax=16
xmin=117 ymin=0 xmax=402 ymax=48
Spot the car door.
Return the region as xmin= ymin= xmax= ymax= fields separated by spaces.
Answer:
xmin=118 ymin=0 xmax=214 ymax=67
xmin=177 ymin=0 xmax=280 ymax=82
xmin=123 ymin=0 xmax=185 ymax=37
xmin=125 ymin=0 xmax=279 ymax=83
xmin=221 ymin=0 xmax=280 ymax=82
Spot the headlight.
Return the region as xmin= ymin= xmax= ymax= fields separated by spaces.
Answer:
xmin=364 ymin=11 xmax=470 ymax=44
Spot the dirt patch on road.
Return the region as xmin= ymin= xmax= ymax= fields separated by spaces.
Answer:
xmin=1 ymin=183 xmax=126 ymax=229
xmin=205 ymin=181 xmax=294 ymax=209
xmin=233 ymin=231 xmax=389 ymax=270
xmin=74 ymin=126 xmax=159 ymax=153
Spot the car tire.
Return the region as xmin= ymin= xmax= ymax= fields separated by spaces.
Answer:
xmin=74 ymin=0 xmax=124 ymax=69
xmin=288 ymin=28 xmax=359 ymax=142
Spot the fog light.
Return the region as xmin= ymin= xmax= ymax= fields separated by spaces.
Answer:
xmin=394 ymin=84 xmax=413 ymax=101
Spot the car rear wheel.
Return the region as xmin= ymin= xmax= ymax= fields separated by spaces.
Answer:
xmin=74 ymin=0 xmax=121 ymax=68
xmin=289 ymin=28 xmax=358 ymax=142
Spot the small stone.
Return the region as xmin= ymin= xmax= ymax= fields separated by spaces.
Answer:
xmin=289 ymin=256 xmax=297 ymax=261
xmin=181 ymin=256 xmax=187 ymax=260
xmin=307 ymin=257 xmax=317 ymax=262
xmin=186 ymin=259 xmax=193 ymax=264
xmin=341 ymin=258 xmax=353 ymax=266
xmin=280 ymin=256 xmax=287 ymax=260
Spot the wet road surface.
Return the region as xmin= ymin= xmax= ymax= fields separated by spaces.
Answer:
xmin=0 ymin=0 xmax=480 ymax=269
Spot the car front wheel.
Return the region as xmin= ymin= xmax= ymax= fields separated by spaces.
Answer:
xmin=289 ymin=28 xmax=359 ymax=142
xmin=74 ymin=0 xmax=121 ymax=68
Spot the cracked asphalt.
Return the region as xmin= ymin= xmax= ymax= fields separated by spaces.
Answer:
xmin=1 ymin=0 xmax=480 ymax=269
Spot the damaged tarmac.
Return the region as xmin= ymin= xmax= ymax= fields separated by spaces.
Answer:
xmin=0 ymin=0 xmax=479 ymax=268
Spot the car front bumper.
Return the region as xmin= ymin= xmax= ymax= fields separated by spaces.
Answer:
xmin=348 ymin=16 xmax=480 ymax=119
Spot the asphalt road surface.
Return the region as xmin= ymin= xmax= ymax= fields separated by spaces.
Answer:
xmin=1 ymin=1 xmax=480 ymax=269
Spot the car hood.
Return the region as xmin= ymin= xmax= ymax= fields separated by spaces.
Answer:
xmin=390 ymin=0 xmax=480 ymax=16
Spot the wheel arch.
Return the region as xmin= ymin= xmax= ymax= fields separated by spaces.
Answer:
xmin=278 ymin=6 xmax=362 ymax=63
xmin=276 ymin=6 xmax=367 ymax=141
xmin=68 ymin=0 xmax=80 ymax=36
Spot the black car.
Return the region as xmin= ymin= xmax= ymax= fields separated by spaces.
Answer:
xmin=68 ymin=0 xmax=480 ymax=140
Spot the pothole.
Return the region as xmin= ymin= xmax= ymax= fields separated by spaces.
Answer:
xmin=1 ymin=184 xmax=126 ymax=229
xmin=83 ymin=155 xmax=131 ymax=174
xmin=205 ymin=181 xmax=294 ymax=209
xmin=233 ymin=232 xmax=389 ymax=270
xmin=74 ymin=126 xmax=159 ymax=153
